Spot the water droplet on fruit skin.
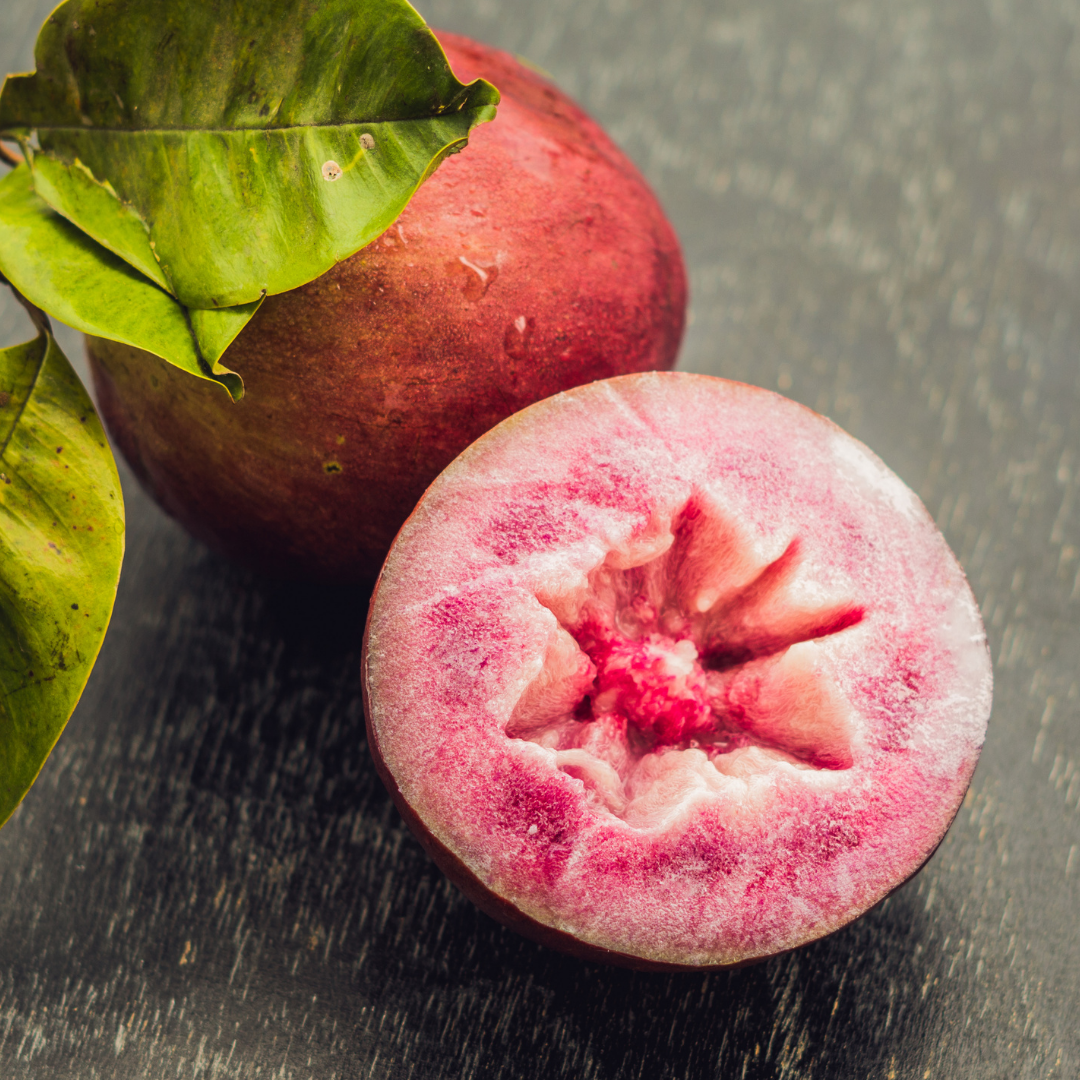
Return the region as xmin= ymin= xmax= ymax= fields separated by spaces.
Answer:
xmin=457 ymin=255 xmax=492 ymax=299
xmin=504 ymin=316 xmax=536 ymax=360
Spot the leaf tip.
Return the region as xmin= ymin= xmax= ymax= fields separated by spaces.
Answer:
xmin=221 ymin=373 xmax=245 ymax=402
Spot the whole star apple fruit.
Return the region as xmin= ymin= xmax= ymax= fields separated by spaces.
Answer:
xmin=362 ymin=372 xmax=992 ymax=970
xmin=85 ymin=31 xmax=687 ymax=582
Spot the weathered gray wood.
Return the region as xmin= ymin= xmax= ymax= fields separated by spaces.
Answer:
xmin=1 ymin=0 xmax=1077 ymax=1076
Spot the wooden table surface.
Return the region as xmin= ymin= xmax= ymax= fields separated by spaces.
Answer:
xmin=1 ymin=0 xmax=1078 ymax=1076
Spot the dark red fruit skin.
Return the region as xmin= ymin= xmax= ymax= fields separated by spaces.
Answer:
xmin=86 ymin=30 xmax=687 ymax=582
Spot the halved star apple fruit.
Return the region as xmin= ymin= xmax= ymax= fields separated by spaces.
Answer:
xmin=362 ymin=372 xmax=992 ymax=969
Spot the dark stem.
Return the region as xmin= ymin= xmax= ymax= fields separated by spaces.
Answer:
xmin=0 ymin=140 xmax=25 ymax=168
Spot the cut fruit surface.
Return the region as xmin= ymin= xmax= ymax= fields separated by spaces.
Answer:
xmin=362 ymin=373 xmax=992 ymax=969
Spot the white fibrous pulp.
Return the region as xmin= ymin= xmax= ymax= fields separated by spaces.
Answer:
xmin=363 ymin=373 xmax=992 ymax=968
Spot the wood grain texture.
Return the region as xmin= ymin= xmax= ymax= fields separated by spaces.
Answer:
xmin=1 ymin=0 xmax=1078 ymax=1076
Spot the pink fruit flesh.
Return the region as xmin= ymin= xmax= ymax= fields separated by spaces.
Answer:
xmin=362 ymin=372 xmax=992 ymax=969
xmin=86 ymin=31 xmax=686 ymax=582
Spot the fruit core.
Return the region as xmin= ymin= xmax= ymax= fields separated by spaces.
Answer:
xmin=506 ymin=502 xmax=867 ymax=825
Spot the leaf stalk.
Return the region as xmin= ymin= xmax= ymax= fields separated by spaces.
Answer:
xmin=0 ymin=140 xmax=25 ymax=168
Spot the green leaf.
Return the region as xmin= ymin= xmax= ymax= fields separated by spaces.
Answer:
xmin=29 ymin=152 xmax=171 ymax=293
xmin=0 ymin=0 xmax=499 ymax=311
xmin=0 ymin=166 xmax=253 ymax=399
xmin=0 ymin=299 xmax=124 ymax=828
xmin=189 ymin=304 xmax=264 ymax=380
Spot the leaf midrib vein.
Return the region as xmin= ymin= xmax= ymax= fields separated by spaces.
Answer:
xmin=13 ymin=113 xmax=481 ymax=137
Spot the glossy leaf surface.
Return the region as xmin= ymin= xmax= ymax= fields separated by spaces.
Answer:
xmin=0 ymin=303 xmax=124 ymax=827
xmin=0 ymin=167 xmax=252 ymax=398
xmin=0 ymin=0 xmax=499 ymax=310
